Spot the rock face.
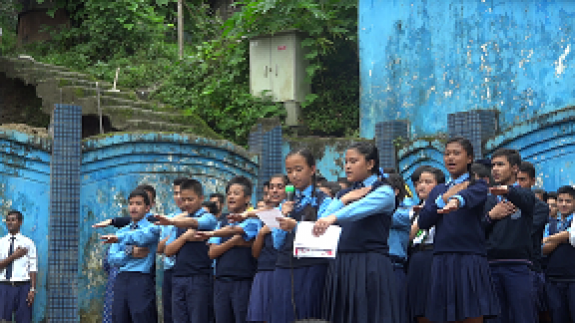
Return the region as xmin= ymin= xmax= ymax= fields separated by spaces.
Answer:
xmin=0 ymin=56 xmax=221 ymax=139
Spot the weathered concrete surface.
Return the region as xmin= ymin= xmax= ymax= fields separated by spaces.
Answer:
xmin=360 ymin=0 xmax=575 ymax=139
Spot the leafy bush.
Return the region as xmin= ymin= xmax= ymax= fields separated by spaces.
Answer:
xmin=14 ymin=0 xmax=359 ymax=144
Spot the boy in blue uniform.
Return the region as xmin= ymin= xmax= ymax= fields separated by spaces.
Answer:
xmin=542 ymin=185 xmax=575 ymax=323
xmin=484 ymin=149 xmax=537 ymax=323
xmin=101 ymin=189 xmax=161 ymax=323
xmin=156 ymin=179 xmax=218 ymax=323
xmin=207 ymin=176 xmax=258 ymax=323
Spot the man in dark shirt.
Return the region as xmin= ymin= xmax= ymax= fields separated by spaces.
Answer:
xmin=484 ymin=149 xmax=537 ymax=323
xmin=517 ymin=162 xmax=550 ymax=322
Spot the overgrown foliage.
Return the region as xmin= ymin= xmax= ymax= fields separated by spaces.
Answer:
xmin=4 ymin=0 xmax=359 ymax=145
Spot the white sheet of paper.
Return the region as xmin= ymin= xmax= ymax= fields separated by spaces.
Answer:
xmin=293 ymin=221 xmax=342 ymax=258
xmin=256 ymin=208 xmax=284 ymax=229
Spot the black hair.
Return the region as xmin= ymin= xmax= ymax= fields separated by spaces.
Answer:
xmin=7 ymin=210 xmax=23 ymax=222
xmin=319 ymin=181 xmax=342 ymax=198
xmin=129 ymin=189 xmax=151 ymax=206
xmin=445 ymin=136 xmax=474 ymax=171
xmin=470 ymin=162 xmax=491 ymax=179
xmin=557 ymin=185 xmax=575 ymax=200
xmin=263 ymin=181 xmax=270 ymax=189
xmin=269 ymin=174 xmax=289 ymax=185
xmin=173 ymin=177 xmax=188 ymax=186
xmin=316 ymin=175 xmax=328 ymax=186
xmin=337 ymin=177 xmax=351 ymax=187
xmin=226 ymin=175 xmax=253 ymax=197
xmin=209 ymin=193 xmax=225 ymax=205
xmin=180 ymin=179 xmax=204 ymax=197
xmin=492 ymin=148 xmax=522 ymax=167
xmin=532 ymin=188 xmax=546 ymax=198
xmin=383 ymin=167 xmax=398 ymax=174
xmin=348 ymin=142 xmax=380 ymax=175
xmin=386 ymin=173 xmax=408 ymax=202
xmin=136 ymin=184 xmax=156 ymax=201
xmin=518 ymin=161 xmax=536 ymax=179
xmin=545 ymin=191 xmax=557 ymax=201
xmin=410 ymin=165 xmax=446 ymax=185
xmin=201 ymin=201 xmax=219 ymax=215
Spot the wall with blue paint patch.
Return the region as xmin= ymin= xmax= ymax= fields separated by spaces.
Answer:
xmin=0 ymin=130 xmax=51 ymax=322
xmin=0 ymin=130 xmax=257 ymax=322
xmin=360 ymin=0 xmax=575 ymax=139
xmin=360 ymin=0 xmax=575 ymax=191
xmin=78 ymin=133 xmax=258 ymax=321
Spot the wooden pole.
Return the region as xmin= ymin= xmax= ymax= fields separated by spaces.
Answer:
xmin=178 ymin=0 xmax=183 ymax=59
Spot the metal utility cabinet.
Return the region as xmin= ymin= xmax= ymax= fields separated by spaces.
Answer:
xmin=249 ymin=31 xmax=311 ymax=125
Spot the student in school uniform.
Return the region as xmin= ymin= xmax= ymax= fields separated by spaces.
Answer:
xmin=93 ymin=183 xmax=158 ymax=228
xmin=406 ymin=166 xmax=445 ymax=323
xmin=542 ymin=185 xmax=575 ymax=323
xmin=247 ymin=174 xmax=287 ymax=323
xmin=418 ymin=137 xmax=499 ymax=323
xmin=484 ymin=149 xmax=537 ymax=323
xmin=156 ymin=177 xmax=188 ymax=323
xmin=516 ymin=162 xmax=551 ymax=322
xmin=101 ymin=189 xmax=162 ymax=323
xmin=270 ymin=149 xmax=332 ymax=323
xmin=386 ymin=173 xmax=411 ymax=322
xmin=210 ymin=193 xmax=226 ymax=219
xmin=207 ymin=176 xmax=258 ymax=323
xmin=0 ymin=210 xmax=37 ymax=323
xmin=313 ymin=142 xmax=401 ymax=323
xmin=154 ymin=179 xmax=218 ymax=323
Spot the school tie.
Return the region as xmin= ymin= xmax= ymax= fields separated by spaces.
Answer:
xmin=130 ymin=223 xmax=139 ymax=230
xmin=5 ymin=236 xmax=15 ymax=280
xmin=352 ymin=182 xmax=365 ymax=190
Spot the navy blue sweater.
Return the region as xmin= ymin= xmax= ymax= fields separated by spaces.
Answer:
xmin=531 ymin=200 xmax=549 ymax=272
xmin=546 ymin=216 xmax=575 ymax=280
xmin=483 ymin=186 xmax=536 ymax=262
xmin=418 ymin=179 xmax=489 ymax=256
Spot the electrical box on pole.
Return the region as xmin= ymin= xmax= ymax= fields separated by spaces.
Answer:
xmin=249 ymin=30 xmax=311 ymax=126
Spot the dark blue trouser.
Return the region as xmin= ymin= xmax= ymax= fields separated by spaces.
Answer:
xmin=172 ymin=275 xmax=213 ymax=323
xmin=546 ymin=280 xmax=575 ymax=323
xmin=113 ymin=272 xmax=157 ymax=323
xmin=489 ymin=264 xmax=537 ymax=323
xmin=163 ymin=269 xmax=174 ymax=323
xmin=214 ymin=279 xmax=252 ymax=323
xmin=0 ymin=282 xmax=32 ymax=323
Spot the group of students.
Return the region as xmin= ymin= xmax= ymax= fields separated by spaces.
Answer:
xmin=95 ymin=137 xmax=575 ymax=323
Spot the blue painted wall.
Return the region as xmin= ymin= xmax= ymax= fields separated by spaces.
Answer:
xmin=360 ymin=0 xmax=575 ymax=192
xmin=78 ymin=133 xmax=258 ymax=321
xmin=360 ymin=0 xmax=575 ymax=139
xmin=0 ymin=130 xmax=258 ymax=322
xmin=0 ymin=130 xmax=51 ymax=322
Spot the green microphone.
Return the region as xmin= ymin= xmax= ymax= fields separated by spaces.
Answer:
xmin=285 ymin=184 xmax=296 ymax=202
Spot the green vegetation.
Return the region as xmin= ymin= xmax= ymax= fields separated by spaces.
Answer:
xmin=1 ymin=0 xmax=359 ymax=145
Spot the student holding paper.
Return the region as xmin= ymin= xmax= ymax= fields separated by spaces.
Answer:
xmin=247 ymin=174 xmax=287 ymax=323
xmin=313 ymin=142 xmax=402 ymax=323
xmin=270 ymin=149 xmax=332 ymax=323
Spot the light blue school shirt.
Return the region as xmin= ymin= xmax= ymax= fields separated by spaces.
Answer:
xmin=108 ymin=217 xmax=161 ymax=273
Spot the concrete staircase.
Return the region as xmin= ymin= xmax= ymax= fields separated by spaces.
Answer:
xmin=0 ymin=55 xmax=221 ymax=139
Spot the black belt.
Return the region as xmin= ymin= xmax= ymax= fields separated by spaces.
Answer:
xmin=416 ymin=244 xmax=434 ymax=252
xmin=0 ymin=280 xmax=30 ymax=287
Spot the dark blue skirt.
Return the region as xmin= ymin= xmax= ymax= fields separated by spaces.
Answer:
xmin=323 ymin=252 xmax=399 ymax=323
xmin=406 ymin=249 xmax=433 ymax=320
xmin=426 ymin=253 xmax=500 ymax=322
xmin=247 ymin=270 xmax=275 ymax=322
xmin=270 ymin=264 xmax=328 ymax=323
